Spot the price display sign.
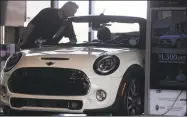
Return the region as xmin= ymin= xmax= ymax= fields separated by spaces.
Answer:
xmin=150 ymin=1 xmax=187 ymax=8
xmin=157 ymin=54 xmax=186 ymax=63
xmin=150 ymin=9 xmax=187 ymax=90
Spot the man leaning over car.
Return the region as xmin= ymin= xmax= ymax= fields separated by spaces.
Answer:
xmin=17 ymin=1 xmax=79 ymax=50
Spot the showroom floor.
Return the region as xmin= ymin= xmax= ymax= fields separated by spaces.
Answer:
xmin=0 ymin=111 xmax=86 ymax=116
xmin=0 ymin=113 xmax=86 ymax=116
xmin=0 ymin=109 xmax=86 ymax=116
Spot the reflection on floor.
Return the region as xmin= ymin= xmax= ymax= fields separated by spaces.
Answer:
xmin=0 ymin=107 xmax=86 ymax=116
xmin=63 ymin=114 xmax=86 ymax=116
xmin=0 ymin=113 xmax=86 ymax=116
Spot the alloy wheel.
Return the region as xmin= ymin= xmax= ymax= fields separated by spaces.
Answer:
xmin=126 ymin=80 xmax=142 ymax=115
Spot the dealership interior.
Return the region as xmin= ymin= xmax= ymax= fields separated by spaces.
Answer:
xmin=0 ymin=0 xmax=187 ymax=116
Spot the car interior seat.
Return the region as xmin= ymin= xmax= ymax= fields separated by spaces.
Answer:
xmin=92 ymin=26 xmax=111 ymax=42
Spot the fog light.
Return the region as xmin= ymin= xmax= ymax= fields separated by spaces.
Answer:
xmin=96 ymin=90 xmax=107 ymax=101
xmin=68 ymin=101 xmax=83 ymax=110
xmin=72 ymin=102 xmax=79 ymax=108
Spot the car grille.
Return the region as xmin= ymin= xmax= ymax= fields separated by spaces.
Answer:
xmin=8 ymin=67 xmax=90 ymax=96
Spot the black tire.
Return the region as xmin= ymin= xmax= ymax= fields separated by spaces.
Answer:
xmin=116 ymin=71 xmax=144 ymax=116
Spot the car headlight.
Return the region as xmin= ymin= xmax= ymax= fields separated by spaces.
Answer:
xmin=4 ymin=52 xmax=22 ymax=72
xmin=93 ymin=55 xmax=120 ymax=75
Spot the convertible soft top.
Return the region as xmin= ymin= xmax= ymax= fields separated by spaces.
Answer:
xmin=68 ymin=15 xmax=146 ymax=24
xmin=54 ymin=15 xmax=146 ymax=49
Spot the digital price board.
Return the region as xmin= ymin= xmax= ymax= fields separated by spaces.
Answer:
xmin=150 ymin=1 xmax=187 ymax=8
xmin=150 ymin=9 xmax=187 ymax=90
xmin=148 ymin=2 xmax=187 ymax=116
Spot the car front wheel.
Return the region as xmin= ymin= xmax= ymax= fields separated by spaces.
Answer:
xmin=117 ymin=72 xmax=144 ymax=116
xmin=125 ymin=79 xmax=143 ymax=115
xmin=87 ymin=72 xmax=144 ymax=116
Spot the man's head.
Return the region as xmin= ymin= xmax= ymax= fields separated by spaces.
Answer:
xmin=60 ymin=1 xmax=79 ymax=17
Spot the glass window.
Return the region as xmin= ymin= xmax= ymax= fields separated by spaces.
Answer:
xmin=93 ymin=22 xmax=139 ymax=40
xmin=157 ymin=11 xmax=172 ymax=20
xmin=25 ymin=1 xmax=51 ymax=26
xmin=157 ymin=11 xmax=163 ymax=19
xmin=58 ymin=1 xmax=89 ymax=43
xmin=47 ymin=17 xmax=141 ymax=48
xmin=92 ymin=1 xmax=147 ymax=18
xmin=162 ymin=11 xmax=172 ymax=19
xmin=92 ymin=1 xmax=147 ymax=40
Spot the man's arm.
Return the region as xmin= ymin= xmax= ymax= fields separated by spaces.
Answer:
xmin=18 ymin=23 xmax=35 ymax=46
xmin=18 ymin=8 xmax=49 ymax=48
xmin=51 ymin=22 xmax=77 ymax=44
xmin=64 ymin=22 xmax=77 ymax=43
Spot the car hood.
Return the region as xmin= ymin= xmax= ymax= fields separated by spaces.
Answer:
xmin=15 ymin=46 xmax=138 ymax=78
xmin=21 ymin=46 xmax=129 ymax=57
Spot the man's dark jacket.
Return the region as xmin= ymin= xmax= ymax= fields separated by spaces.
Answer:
xmin=19 ymin=8 xmax=76 ymax=49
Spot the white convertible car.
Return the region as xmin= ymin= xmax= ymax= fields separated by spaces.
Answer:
xmin=0 ymin=15 xmax=146 ymax=116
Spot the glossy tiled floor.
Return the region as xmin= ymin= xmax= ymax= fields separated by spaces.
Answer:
xmin=0 ymin=112 xmax=86 ymax=116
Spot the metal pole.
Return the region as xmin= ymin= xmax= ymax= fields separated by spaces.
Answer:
xmin=51 ymin=0 xmax=59 ymax=8
xmin=0 ymin=26 xmax=5 ymax=44
xmin=88 ymin=0 xmax=95 ymax=42
xmin=144 ymin=1 xmax=151 ymax=115
xmin=88 ymin=0 xmax=92 ymax=42
xmin=0 ymin=1 xmax=7 ymax=44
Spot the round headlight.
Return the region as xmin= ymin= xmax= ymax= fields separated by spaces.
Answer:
xmin=93 ymin=55 xmax=120 ymax=75
xmin=4 ymin=52 xmax=22 ymax=72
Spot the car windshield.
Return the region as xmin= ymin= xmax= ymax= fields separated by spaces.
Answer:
xmin=43 ymin=15 xmax=145 ymax=48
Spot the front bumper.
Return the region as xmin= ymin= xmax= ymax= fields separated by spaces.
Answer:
xmin=0 ymin=77 xmax=122 ymax=114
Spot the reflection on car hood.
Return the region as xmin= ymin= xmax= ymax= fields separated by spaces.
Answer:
xmin=21 ymin=46 xmax=130 ymax=57
xmin=17 ymin=47 xmax=142 ymax=78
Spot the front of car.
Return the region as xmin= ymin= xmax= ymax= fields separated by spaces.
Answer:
xmin=0 ymin=15 xmax=146 ymax=115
